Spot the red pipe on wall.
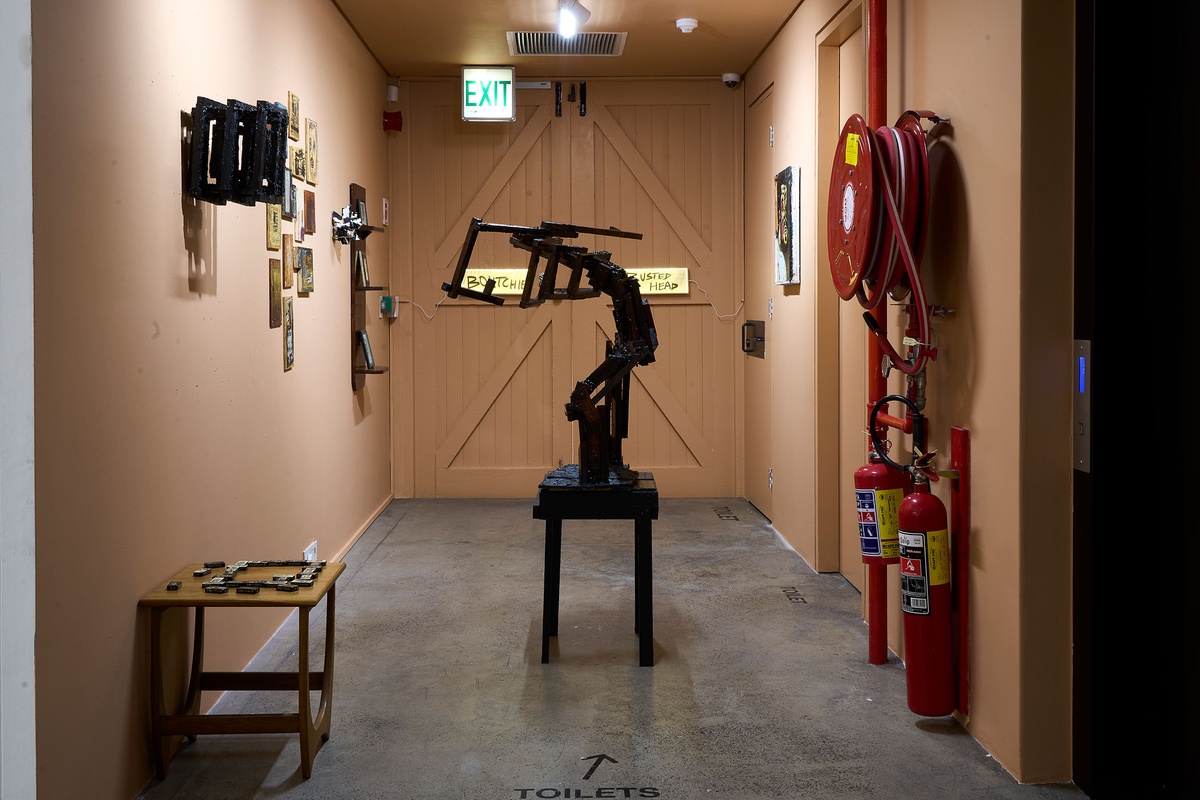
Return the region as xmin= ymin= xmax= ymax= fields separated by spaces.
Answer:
xmin=864 ymin=0 xmax=890 ymax=666
xmin=951 ymin=427 xmax=971 ymax=715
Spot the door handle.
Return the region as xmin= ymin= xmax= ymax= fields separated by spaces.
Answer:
xmin=742 ymin=320 xmax=765 ymax=357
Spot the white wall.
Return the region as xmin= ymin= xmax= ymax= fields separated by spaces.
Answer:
xmin=0 ymin=0 xmax=37 ymax=796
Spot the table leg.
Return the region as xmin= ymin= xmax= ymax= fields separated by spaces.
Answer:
xmin=184 ymin=607 xmax=205 ymax=723
xmin=542 ymin=518 xmax=562 ymax=663
xmin=149 ymin=606 xmax=169 ymax=779
xmin=298 ymin=606 xmax=312 ymax=778
xmin=297 ymin=587 xmax=337 ymax=779
xmin=313 ymin=586 xmax=336 ymax=755
xmin=149 ymin=605 xmax=205 ymax=778
xmin=634 ymin=519 xmax=654 ymax=666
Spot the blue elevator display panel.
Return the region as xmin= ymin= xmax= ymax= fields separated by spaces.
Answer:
xmin=1074 ymin=340 xmax=1091 ymax=472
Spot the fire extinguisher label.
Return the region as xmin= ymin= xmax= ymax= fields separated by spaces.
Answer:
xmin=926 ymin=528 xmax=950 ymax=586
xmin=855 ymin=487 xmax=902 ymax=559
xmin=899 ymin=528 xmax=950 ymax=615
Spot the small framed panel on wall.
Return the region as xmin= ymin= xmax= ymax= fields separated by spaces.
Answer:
xmin=283 ymin=296 xmax=295 ymax=371
xmin=775 ymin=166 xmax=800 ymax=285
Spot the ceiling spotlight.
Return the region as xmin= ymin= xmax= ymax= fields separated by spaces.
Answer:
xmin=559 ymin=1 xmax=591 ymax=39
xmin=676 ymin=18 xmax=699 ymax=34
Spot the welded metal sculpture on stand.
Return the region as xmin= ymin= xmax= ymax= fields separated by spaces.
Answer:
xmin=442 ymin=218 xmax=658 ymax=487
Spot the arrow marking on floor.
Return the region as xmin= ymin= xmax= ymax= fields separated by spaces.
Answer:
xmin=581 ymin=753 xmax=617 ymax=780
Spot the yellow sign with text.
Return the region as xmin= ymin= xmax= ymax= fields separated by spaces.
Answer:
xmin=462 ymin=267 xmax=689 ymax=296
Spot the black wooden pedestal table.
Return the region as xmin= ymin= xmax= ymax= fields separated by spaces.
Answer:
xmin=532 ymin=465 xmax=659 ymax=667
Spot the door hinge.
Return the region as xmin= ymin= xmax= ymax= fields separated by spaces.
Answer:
xmin=769 ymin=126 xmax=774 ymax=147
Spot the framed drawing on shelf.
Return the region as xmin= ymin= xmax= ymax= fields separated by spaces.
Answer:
xmin=303 ymin=190 xmax=316 ymax=235
xmin=357 ymin=329 xmax=374 ymax=370
xmin=297 ymin=247 xmax=314 ymax=293
xmin=269 ymin=258 xmax=282 ymax=328
xmin=282 ymin=234 xmax=295 ymax=289
xmin=287 ymin=92 xmax=300 ymax=141
xmin=283 ymin=296 xmax=294 ymax=371
xmin=355 ymin=198 xmax=368 ymax=228
xmin=354 ymin=249 xmax=370 ymax=288
xmin=267 ymin=203 xmax=282 ymax=250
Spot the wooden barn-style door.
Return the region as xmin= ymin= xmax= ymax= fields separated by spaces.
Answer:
xmin=404 ymin=80 xmax=741 ymax=498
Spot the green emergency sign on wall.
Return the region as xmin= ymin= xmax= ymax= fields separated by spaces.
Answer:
xmin=462 ymin=66 xmax=515 ymax=122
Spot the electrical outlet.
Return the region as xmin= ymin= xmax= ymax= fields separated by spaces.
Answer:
xmin=303 ymin=541 xmax=318 ymax=562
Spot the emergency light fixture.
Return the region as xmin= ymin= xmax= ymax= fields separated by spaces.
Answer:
xmin=462 ymin=66 xmax=516 ymax=122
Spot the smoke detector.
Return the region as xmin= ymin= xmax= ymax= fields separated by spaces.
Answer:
xmin=676 ymin=18 xmax=698 ymax=34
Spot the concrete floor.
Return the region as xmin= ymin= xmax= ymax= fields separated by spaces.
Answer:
xmin=136 ymin=497 xmax=1090 ymax=800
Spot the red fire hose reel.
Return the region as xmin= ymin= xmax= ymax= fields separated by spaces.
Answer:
xmin=827 ymin=111 xmax=943 ymax=376
xmin=830 ymin=108 xmax=970 ymax=717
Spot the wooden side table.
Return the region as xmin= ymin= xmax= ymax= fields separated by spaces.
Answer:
xmin=138 ymin=561 xmax=345 ymax=779
xmin=532 ymin=466 xmax=659 ymax=666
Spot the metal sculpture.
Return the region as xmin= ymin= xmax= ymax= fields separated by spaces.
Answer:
xmin=442 ymin=218 xmax=658 ymax=486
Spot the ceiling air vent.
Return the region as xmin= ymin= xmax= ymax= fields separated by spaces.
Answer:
xmin=507 ymin=31 xmax=627 ymax=57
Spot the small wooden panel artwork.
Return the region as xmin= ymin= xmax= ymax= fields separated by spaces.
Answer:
xmin=284 ymin=296 xmax=294 ymax=371
xmin=305 ymin=119 xmax=319 ymax=185
xmin=287 ymin=92 xmax=300 ymax=141
xmin=291 ymin=146 xmax=306 ymax=182
xmin=267 ymin=203 xmax=282 ymax=250
xmin=298 ymin=247 xmax=314 ymax=293
xmin=281 ymin=167 xmax=296 ymax=220
xmin=282 ymin=234 xmax=294 ymax=288
xmin=269 ymin=258 xmax=282 ymax=328
xmin=303 ymin=190 xmax=316 ymax=235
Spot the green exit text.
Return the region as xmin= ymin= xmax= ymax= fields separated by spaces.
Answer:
xmin=464 ymin=80 xmax=512 ymax=109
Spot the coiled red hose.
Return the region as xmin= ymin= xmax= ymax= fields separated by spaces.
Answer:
xmin=828 ymin=111 xmax=938 ymax=375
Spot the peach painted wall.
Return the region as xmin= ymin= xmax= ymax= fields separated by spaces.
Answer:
xmin=31 ymin=1 xmax=391 ymax=797
xmin=743 ymin=0 xmax=1074 ymax=784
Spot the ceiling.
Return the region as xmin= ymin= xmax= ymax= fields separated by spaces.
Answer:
xmin=332 ymin=0 xmax=799 ymax=80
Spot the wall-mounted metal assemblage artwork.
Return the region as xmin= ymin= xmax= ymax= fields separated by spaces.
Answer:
xmin=185 ymin=96 xmax=289 ymax=207
xmin=442 ymin=218 xmax=658 ymax=487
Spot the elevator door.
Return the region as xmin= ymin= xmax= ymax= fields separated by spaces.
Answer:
xmin=743 ymin=87 xmax=775 ymax=519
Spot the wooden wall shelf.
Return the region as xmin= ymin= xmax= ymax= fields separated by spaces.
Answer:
xmin=348 ymin=183 xmax=386 ymax=390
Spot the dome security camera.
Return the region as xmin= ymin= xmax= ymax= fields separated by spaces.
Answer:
xmin=722 ymin=73 xmax=742 ymax=88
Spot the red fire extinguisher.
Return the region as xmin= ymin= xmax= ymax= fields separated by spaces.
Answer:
xmin=854 ymin=449 xmax=905 ymax=566
xmin=855 ymin=443 xmax=907 ymax=666
xmin=898 ymin=472 xmax=954 ymax=716
xmin=870 ymin=393 xmax=954 ymax=716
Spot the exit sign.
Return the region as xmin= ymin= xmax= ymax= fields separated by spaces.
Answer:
xmin=462 ymin=66 xmax=515 ymax=122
